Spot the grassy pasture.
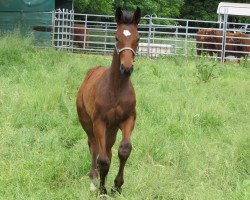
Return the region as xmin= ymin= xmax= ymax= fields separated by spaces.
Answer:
xmin=0 ymin=34 xmax=249 ymax=200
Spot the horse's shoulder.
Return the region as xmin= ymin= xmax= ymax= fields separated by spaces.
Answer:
xmin=86 ymin=66 xmax=102 ymax=74
xmin=85 ymin=66 xmax=106 ymax=79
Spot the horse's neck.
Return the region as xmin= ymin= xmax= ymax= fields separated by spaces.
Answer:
xmin=109 ymin=50 xmax=130 ymax=90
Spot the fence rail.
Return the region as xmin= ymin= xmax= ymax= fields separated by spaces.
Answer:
xmin=53 ymin=9 xmax=250 ymax=62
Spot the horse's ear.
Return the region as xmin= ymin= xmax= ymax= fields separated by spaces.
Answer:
xmin=133 ymin=7 xmax=141 ymax=25
xmin=115 ymin=7 xmax=123 ymax=24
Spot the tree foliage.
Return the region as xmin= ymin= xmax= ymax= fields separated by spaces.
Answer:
xmin=74 ymin=0 xmax=250 ymax=23
xmin=74 ymin=0 xmax=184 ymax=18
xmin=180 ymin=0 xmax=249 ymax=22
xmin=113 ymin=0 xmax=184 ymax=18
xmin=179 ymin=0 xmax=220 ymax=21
xmin=74 ymin=0 xmax=114 ymax=15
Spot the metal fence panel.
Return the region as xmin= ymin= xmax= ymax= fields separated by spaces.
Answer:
xmin=53 ymin=10 xmax=250 ymax=62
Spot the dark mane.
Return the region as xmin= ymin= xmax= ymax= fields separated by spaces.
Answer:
xmin=122 ymin=11 xmax=134 ymax=24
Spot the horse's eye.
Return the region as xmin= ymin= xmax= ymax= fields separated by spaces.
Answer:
xmin=137 ymin=38 xmax=140 ymax=42
xmin=115 ymin=37 xmax=119 ymax=42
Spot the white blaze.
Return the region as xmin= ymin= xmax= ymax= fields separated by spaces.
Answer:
xmin=123 ymin=30 xmax=131 ymax=37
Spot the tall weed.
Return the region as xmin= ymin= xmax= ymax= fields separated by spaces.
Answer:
xmin=195 ymin=56 xmax=219 ymax=83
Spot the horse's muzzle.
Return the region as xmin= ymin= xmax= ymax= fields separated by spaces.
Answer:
xmin=120 ymin=64 xmax=134 ymax=76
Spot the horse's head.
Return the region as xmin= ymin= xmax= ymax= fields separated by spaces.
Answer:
xmin=115 ymin=7 xmax=141 ymax=76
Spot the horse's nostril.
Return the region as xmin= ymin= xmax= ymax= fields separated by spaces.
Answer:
xmin=130 ymin=65 xmax=134 ymax=71
xmin=120 ymin=64 xmax=125 ymax=74
xmin=120 ymin=64 xmax=134 ymax=76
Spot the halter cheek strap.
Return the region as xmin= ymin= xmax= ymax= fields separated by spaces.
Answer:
xmin=115 ymin=43 xmax=136 ymax=56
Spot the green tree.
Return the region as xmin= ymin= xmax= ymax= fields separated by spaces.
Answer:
xmin=114 ymin=0 xmax=184 ymax=18
xmin=74 ymin=0 xmax=89 ymax=13
xmin=74 ymin=0 xmax=184 ymax=18
xmin=179 ymin=0 xmax=220 ymax=21
xmin=74 ymin=0 xmax=249 ymax=23
xmin=180 ymin=0 xmax=250 ymax=22
xmin=74 ymin=0 xmax=113 ymax=15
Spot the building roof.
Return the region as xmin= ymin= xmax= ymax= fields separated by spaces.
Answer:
xmin=217 ymin=2 xmax=250 ymax=17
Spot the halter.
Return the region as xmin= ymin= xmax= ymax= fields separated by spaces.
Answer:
xmin=115 ymin=43 xmax=136 ymax=56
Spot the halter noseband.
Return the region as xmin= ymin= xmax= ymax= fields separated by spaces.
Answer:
xmin=115 ymin=43 xmax=136 ymax=56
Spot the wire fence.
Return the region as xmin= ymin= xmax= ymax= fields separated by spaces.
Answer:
xmin=52 ymin=9 xmax=250 ymax=62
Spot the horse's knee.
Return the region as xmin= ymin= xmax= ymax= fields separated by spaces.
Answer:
xmin=118 ymin=142 xmax=132 ymax=160
xmin=97 ymin=157 xmax=110 ymax=167
xmin=97 ymin=156 xmax=110 ymax=176
xmin=89 ymin=169 xmax=98 ymax=179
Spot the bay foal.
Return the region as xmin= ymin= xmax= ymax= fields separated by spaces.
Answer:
xmin=76 ymin=7 xmax=141 ymax=194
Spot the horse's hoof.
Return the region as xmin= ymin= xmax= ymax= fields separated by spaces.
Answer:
xmin=100 ymin=186 xmax=107 ymax=195
xmin=99 ymin=194 xmax=109 ymax=199
xmin=90 ymin=182 xmax=97 ymax=192
xmin=90 ymin=179 xmax=99 ymax=192
xmin=111 ymin=186 xmax=122 ymax=196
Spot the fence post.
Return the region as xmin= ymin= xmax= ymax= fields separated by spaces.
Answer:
xmin=147 ymin=15 xmax=152 ymax=57
xmin=83 ymin=14 xmax=88 ymax=50
xmin=57 ymin=9 xmax=61 ymax=49
xmin=51 ymin=11 xmax=55 ymax=47
xmin=185 ymin=20 xmax=189 ymax=56
xmin=70 ymin=10 xmax=74 ymax=52
xmin=221 ymin=11 xmax=228 ymax=64
xmin=104 ymin=23 xmax=108 ymax=54
xmin=66 ymin=9 xmax=69 ymax=49
xmin=68 ymin=10 xmax=72 ymax=50
xmin=62 ymin=9 xmax=65 ymax=48
xmin=152 ymin=27 xmax=155 ymax=45
xmin=175 ymin=26 xmax=178 ymax=54
xmin=218 ymin=14 xmax=222 ymax=29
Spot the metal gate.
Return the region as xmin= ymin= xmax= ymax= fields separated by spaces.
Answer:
xmin=52 ymin=9 xmax=250 ymax=62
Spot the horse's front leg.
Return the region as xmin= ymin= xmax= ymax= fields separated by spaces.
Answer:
xmin=113 ymin=115 xmax=135 ymax=194
xmin=93 ymin=119 xmax=110 ymax=194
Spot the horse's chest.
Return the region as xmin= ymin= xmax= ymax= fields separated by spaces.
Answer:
xmin=95 ymin=87 xmax=135 ymax=125
xmin=106 ymin=105 xmax=127 ymax=124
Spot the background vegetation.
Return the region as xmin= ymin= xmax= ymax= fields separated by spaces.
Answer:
xmin=0 ymin=34 xmax=249 ymax=199
xmin=74 ymin=0 xmax=250 ymax=22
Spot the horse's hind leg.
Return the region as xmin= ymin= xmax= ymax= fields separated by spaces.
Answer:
xmin=80 ymin=125 xmax=99 ymax=190
xmin=113 ymin=115 xmax=135 ymax=194
xmin=87 ymin=134 xmax=99 ymax=191
xmin=76 ymin=106 xmax=99 ymax=190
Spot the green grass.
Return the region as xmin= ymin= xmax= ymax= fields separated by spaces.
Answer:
xmin=0 ymin=34 xmax=249 ymax=200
